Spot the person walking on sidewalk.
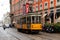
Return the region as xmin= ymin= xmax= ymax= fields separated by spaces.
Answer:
xmin=3 ymin=24 xmax=6 ymax=30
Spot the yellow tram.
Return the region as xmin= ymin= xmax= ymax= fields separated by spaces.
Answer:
xmin=14 ymin=13 xmax=42 ymax=33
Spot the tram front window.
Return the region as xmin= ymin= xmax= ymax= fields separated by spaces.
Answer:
xmin=36 ymin=16 xmax=39 ymax=23
xmin=32 ymin=16 xmax=41 ymax=24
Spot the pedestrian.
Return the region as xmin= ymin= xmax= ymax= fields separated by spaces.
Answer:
xmin=3 ymin=24 xmax=6 ymax=30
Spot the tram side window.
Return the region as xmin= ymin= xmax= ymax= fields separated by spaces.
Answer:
xmin=27 ymin=17 xmax=31 ymax=24
xmin=20 ymin=18 xmax=22 ymax=24
xmin=17 ymin=20 xmax=20 ymax=24
xmin=15 ymin=17 xmax=20 ymax=24
xmin=32 ymin=16 xmax=34 ymax=23
xmin=20 ymin=18 xmax=24 ymax=24
xmin=23 ymin=17 xmax=26 ymax=24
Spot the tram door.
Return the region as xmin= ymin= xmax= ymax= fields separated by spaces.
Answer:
xmin=27 ymin=16 xmax=31 ymax=29
xmin=20 ymin=18 xmax=23 ymax=29
xmin=20 ymin=17 xmax=26 ymax=29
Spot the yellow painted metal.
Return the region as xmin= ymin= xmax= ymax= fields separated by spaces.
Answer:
xmin=15 ymin=23 xmax=42 ymax=31
xmin=22 ymin=24 xmax=27 ymax=29
xmin=31 ymin=24 xmax=42 ymax=30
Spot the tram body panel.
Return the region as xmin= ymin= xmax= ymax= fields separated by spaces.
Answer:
xmin=15 ymin=24 xmax=20 ymax=29
xmin=22 ymin=23 xmax=42 ymax=30
xmin=31 ymin=24 xmax=42 ymax=30
xmin=22 ymin=24 xmax=27 ymax=29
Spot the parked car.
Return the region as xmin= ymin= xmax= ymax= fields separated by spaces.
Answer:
xmin=5 ymin=24 xmax=9 ymax=28
xmin=3 ymin=24 xmax=10 ymax=30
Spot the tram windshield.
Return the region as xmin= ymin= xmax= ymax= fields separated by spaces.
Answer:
xmin=32 ymin=16 xmax=41 ymax=23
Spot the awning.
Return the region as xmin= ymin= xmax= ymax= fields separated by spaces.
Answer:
xmin=42 ymin=14 xmax=47 ymax=18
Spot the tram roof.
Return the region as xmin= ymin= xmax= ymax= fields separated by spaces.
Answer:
xmin=21 ymin=13 xmax=41 ymax=17
xmin=14 ymin=13 xmax=41 ymax=18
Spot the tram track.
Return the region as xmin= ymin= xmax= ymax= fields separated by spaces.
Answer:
xmin=26 ymin=33 xmax=52 ymax=40
xmin=25 ymin=32 xmax=60 ymax=40
xmin=6 ymin=28 xmax=34 ymax=40
xmin=6 ymin=28 xmax=60 ymax=40
xmin=6 ymin=28 xmax=50 ymax=40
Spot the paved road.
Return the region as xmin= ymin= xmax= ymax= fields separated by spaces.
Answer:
xmin=0 ymin=27 xmax=32 ymax=40
xmin=0 ymin=27 xmax=60 ymax=40
xmin=0 ymin=27 xmax=18 ymax=40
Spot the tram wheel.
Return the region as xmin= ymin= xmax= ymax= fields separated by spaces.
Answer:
xmin=35 ymin=31 xmax=39 ymax=34
xmin=31 ymin=31 xmax=39 ymax=34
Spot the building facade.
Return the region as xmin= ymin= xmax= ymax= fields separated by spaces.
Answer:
xmin=10 ymin=0 xmax=60 ymax=24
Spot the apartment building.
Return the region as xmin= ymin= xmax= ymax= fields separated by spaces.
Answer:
xmin=10 ymin=0 xmax=60 ymax=24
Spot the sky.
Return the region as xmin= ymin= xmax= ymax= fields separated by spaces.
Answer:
xmin=0 ymin=0 xmax=10 ymax=20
